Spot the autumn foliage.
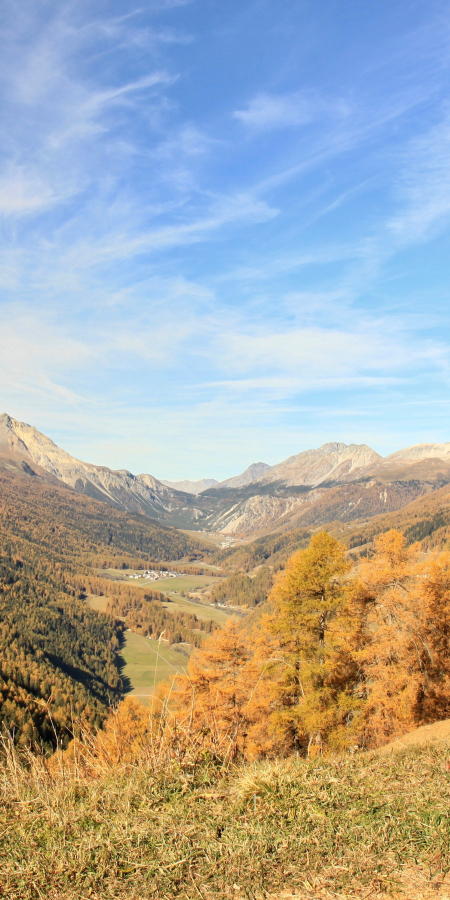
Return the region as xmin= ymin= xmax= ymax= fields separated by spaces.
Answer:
xmin=86 ymin=528 xmax=450 ymax=764
xmin=142 ymin=529 xmax=450 ymax=758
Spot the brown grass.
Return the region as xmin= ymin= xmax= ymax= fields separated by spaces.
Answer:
xmin=1 ymin=720 xmax=450 ymax=900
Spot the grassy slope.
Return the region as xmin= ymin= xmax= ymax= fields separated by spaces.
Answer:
xmin=2 ymin=745 xmax=450 ymax=899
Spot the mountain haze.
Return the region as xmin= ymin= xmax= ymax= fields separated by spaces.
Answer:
xmin=213 ymin=462 xmax=272 ymax=489
xmin=161 ymin=478 xmax=219 ymax=494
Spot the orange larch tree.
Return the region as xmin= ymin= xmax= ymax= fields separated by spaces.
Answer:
xmin=166 ymin=619 xmax=253 ymax=758
xmin=259 ymin=531 xmax=362 ymax=756
xmin=357 ymin=529 xmax=431 ymax=747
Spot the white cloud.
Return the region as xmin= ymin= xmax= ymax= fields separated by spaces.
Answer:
xmin=233 ymin=90 xmax=349 ymax=132
xmin=214 ymin=323 xmax=449 ymax=390
xmin=52 ymin=192 xmax=279 ymax=267
xmin=0 ymin=165 xmax=65 ymax=216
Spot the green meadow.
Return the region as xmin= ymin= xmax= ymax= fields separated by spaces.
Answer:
xmin=119 ymin=631 xmax=188 ymax=706
xmin=162 ymin=592 xmax=235 ymax=625
xmin=139 ymin=573 xmax=219 ymax=592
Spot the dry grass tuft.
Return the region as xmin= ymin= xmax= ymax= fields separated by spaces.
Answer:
xmin=1 ymin=734 xmax=450 ymax=899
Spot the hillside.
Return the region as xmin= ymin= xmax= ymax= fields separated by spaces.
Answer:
xmin=343 ymin=481 xmax=450 ymax=554
xmin=213 ymin=480 xmax=450 ymax=579
xmin=0 ymin=551 xmax=122 ymax=750
xmin=3 ymin=736 xmax=450 ymax=899
xmin=213 ymin=525 xmax=312 ymax=572
xmin=0 ymin=464 xmax=213 ymax=745
xmin=0 ymin=463 xmax=210 ymax=568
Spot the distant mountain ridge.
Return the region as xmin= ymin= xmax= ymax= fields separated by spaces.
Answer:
xmin=161 ymin=478 xmax=219 ymax=494
xmin=258 ymin=442 xmax=381 ymax=487
xmin=214 ymin=462 xmax=272 ymax=489
xmin=3 ymin=413 xmax=450 ymax=537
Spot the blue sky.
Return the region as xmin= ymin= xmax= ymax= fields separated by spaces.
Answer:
xmin=1 ymin=0 xmax=450 ymax=480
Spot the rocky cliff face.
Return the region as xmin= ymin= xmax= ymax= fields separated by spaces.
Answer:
xmin=0 ymin=414 xmax=202 ymax=525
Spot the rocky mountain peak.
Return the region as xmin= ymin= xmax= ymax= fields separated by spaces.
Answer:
xmin=384 ymin=443 xmax=450 ymax=463
xmin=213 ymin=461 xmax=272 ymax=490
xmin=259 ymin=442 xmax=382 ymax=488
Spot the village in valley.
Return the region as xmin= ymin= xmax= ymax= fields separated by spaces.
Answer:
xmin=125 ymin=569 xmax=187 ymax=582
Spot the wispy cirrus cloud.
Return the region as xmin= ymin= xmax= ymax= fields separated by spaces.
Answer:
xmin=1 ymin=1 xmax=450 ymax=476
xmin=387 ymin=113 xmax=450 ymax=244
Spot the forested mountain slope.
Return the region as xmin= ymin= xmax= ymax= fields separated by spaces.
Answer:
xmin=0 ymin=551 xmax=121 ymax=750
xmin=213 ymin=525 xmax=312 ymax=572
xmin=344 ymin=480 xmax=450 ymax=553
xmin=0 ymin=463 xmax=210 ymax=568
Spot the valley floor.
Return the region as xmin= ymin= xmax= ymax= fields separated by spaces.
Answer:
xmin=87 ymin=590 xmax=234 ymax=703
xmin=119 ymin=630 xmax=189 ymax=706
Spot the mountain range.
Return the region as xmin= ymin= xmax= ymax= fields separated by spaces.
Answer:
xmin=3 ymin=412 xmax=450 ymax=536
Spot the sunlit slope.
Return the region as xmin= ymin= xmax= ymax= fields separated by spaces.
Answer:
xmin=0 ymin=464 xmax=211 ymax=568
xmin=344 ymin=480 xmax=450 ymax=552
